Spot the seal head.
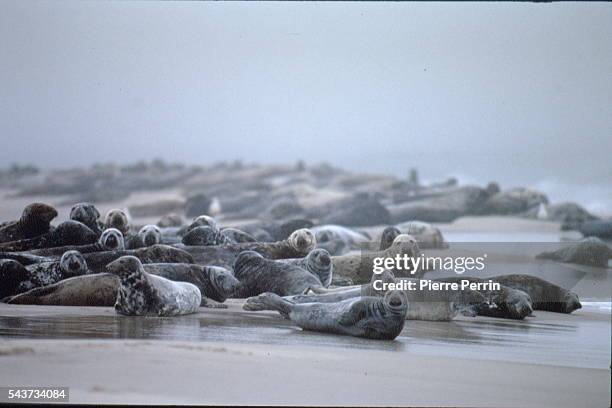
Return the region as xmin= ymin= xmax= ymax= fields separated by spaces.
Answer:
xmin=59 ymin=250 xmax=88 ymax=277
xmin=99 ymin=228 xmax=125 ymax=251
xmin=288 ymin=228 xmax=316 ymax=254
xmin=138 ymin=225 xmax=162 ymax=247
xmin=70 ymin=203 xmax=101 ymax=233
xmin=104 ymin=209 xmax=130 ymax=235
xmin=304 ymin=248 xmax=333 ymax=287
xmin=380 ymin=226 xmax=401 ymax=250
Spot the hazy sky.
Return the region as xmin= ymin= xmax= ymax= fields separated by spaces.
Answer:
xmin=1 ymin=1 xmax=611 ymax=205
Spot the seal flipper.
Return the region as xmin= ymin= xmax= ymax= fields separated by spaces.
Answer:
xmin=201 ymin=297 xmax=228 ymax=309
xmin=243 ymin=292 xmax=294 ymax=317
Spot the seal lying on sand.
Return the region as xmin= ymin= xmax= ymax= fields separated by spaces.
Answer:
xmin=19 ymin=228 xmax=125 ymax=257
xmin=536 ymin=237 xmax=612 ymax=267
xmin=243 ymin=290 xmax=407 ymax=340
xmin=0 ymin=203 xmax=58 ymax=243
xmin=82 ymin=244 xmax=194 ymax=273
xmin=395 ymin=221 xmax=448 ymax=249
xmin=291 ymin=273 xmax=485 ymax=321
xmin=231 ymin=251 xmax=323 ymax=298
xmin=104 ymin=209 xmax=130 ymax=235
xmin=108 ymin=256 xmax=201 ymax=316
xmin=331 ymin=234 xmax=420 ymax=284
xmin=70 ymin=202 xmax=103 ymax=234
xmin=311 ymin=224 xmax=370 ymax=255
xmin=125 ymin=224 xmax=162 ymax=249
xmin=0 ymin=220 xmax=98 ymax=252
xmin=7 ymin=263 xmax=238 ymax=307
xmin=490 ymin=274 xmax=581 ymax=314
xmin=379 ymin=226 xmax=400 ymax=250
xmin=434 ymin=276 xmax=533 ymax=320
xmin=177 ymin=228 xmax=316 ymax=268
xmin=2 ymin=250 xmax=89 ymax=296
xmin=279 ymin=248 xmax=333 ymax=287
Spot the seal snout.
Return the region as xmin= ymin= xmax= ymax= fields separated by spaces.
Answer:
xmin=384 ymin=290 xmax=408 ymax=313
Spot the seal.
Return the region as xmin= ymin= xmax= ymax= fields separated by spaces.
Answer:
xmin=331 ymin=234 xmax=420 ymax=284
xmin=0 ymin=220 xmax=98 ymax=252
xmin=231 ymin=251 xmax=323 ymax=298
xmin=379 ymin=226 xmax=401 ymax=250
xmin=311 ymin=225 xmax=370 ymax=255
xmin=7 ymin=263 xmax=238 ymax=307
xmin=104 ymin=209 xmax=130 ymax=235
xmin=70 ymin=202 xmax=103 ymax=234
xmin=243 ymin=290 xmax=407 ymax=340
xmin=490 ymin=274 xmax=582 ymax=314
xmin=136 ymin=224 xmax=162 ymax=247
xmin=0 ymin=203 xmax=58 ymax=243
xmin=6 ymin=250 xmax=88 ymax=296
xmin=82 ymin=244 xmax=194 ymax=273
xmin=291 ymin=272 xmax=485 ymax=321
xmin=219 ymin=227 xmax=257 ymax=243
xmin=234 ymin=219 xmax=314 ymax=242
xmin=178 ymin=215 xmax=218 ymax=237
xmin=182 ymin=226 xmax=229 ymax=246
xmin=176 ymin=228 xmax=316 ymax=268
xmin=395 ymin=221 xmax=448 ymax=249
xmin=157 ymin=213 xmax=184 ymax=228
xmin=107 ymin=256 xmax=201 ymax=316
xmin=18 ymin=228 xmax=125 ymax=257
xmin=279 ymin=248 xmax=333 ymax=288
xmin=536 ymin=237 xmax=612 ymax=267
xmin=434 ymin=276 xmax=533 ymax=320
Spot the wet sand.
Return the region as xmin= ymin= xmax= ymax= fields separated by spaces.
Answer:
xmin=0 ymin=301 xmax=609 ymax=406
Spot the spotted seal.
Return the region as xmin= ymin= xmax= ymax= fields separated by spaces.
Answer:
xmin=536 ymin=237 xmax=612 ymax=267
xmin=0 ymin=220 xmax=98 ymax=252
xmin=108 ymin=256 xmax=201 ymax=316
xmin=104 ymin=209 xmax=130 ymax=235
xmin=0 ymin=203 xmax=58 ymax=243
xmin=82 ymin=244 xmax=194 ymax=273
xmin=231 ymin=251 xmax=323 ymax=298
xmin=2 ymin=250 xmax=88 ymax=297
xmin=7 ymin=263 xmax=238 ymax=307
xmin=17 ymin=228 xmax=125 ymax=257
xmin=490 ymin=274 xmax=581 ymax=314
xmin=243 ymin=290 xmax=407 ymax=340
xmin=434 ymin=276 xmax=533 ymax=320
xmin=279 ymin=248 xmax=333 ymax=287
xmin=70 ymin=202 xmax=103 ymax=234
xmin=176 ymin=228 xmax=316 ymax=268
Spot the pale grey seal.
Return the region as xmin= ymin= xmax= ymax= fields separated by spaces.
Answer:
xmin=108 ymin=256 xmax=201 ymax=316
xmin=243 ymin=290 xmax=407 ymax=340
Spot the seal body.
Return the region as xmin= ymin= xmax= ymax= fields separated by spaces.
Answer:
xmin=0 ymin=203 xmax=58 ymax=243
xmin=82 ymin=244 xmax=194 ymax=273
xmin=490 ymin=274 xmax=582 ymax=313
xmin=279 ymin=248 xmax=333 ymax=287
xmin=18 ymin=228 xmax=125 ymax=257
xmin=232 ymin=251 xmax=323 ymax=298
xmin=536 ymin=237 xmax=611 ymax=267
xmin=311 ymin=225 xmax=369 ymax=255
xmin=244 ymin=291 xmax=407 ymax=340
xmin=0 ymin=220 xmax=97 ymax=252
xmin=108 ymin=256 xmax=201 ymax=316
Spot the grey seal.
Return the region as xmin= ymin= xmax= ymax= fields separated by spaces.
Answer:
xmin=3 ymin=250 xmax=89 ymax=296
xmin=7 ymin=263 xmax=238 ymax=307
xmin=108 ymin=256 xmax=201 ymax=316
xmin=0 ymin=203 xmax=58 ymax=243
xmin=0 ymin=220 xmax=98 ymax=252
xmin=379 ymin=226 xmax=401 ymax=250
xmin=82 ymin=244 xmax=194 ymax=273
xmin=177 ymin=228 xmax=316 ymax=268
xmin=395 ymin=221 xmax=448 ymax=249
xmin=243 ymin=290 xmax=407 ymax=340
xmin=231 ymin=251 xmax=323 ymax=298
xmin=279 ymin=248 xmax=333 ymax=287
xmin=311 ymin=224 xmax=370 ymax=255
xmin=70 ymin=202 xmax=103 ymax=234
xmin=15 ymin=227 xmax=125 ymax=257
xmin=536 ymin=237 xmax=612 ymax=267
xmin=124 ymin=224 xmax=162 ymax=249
xmin=490 ymin=274 xmax=582 ymax=314
xmin=104 ymin=209 xmax=130 ymax=235
xmin=434 ymin=276 xmax=533 ymax=320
